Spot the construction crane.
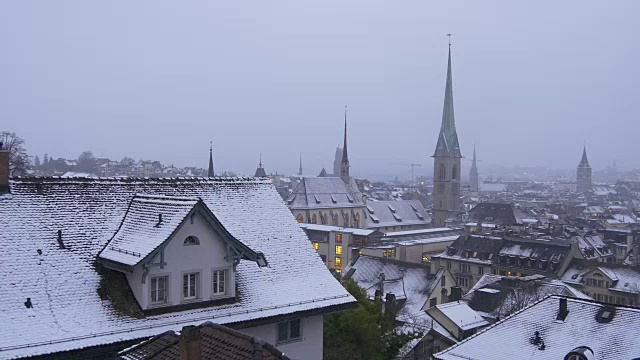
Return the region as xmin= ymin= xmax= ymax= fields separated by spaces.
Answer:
xmin=391 ymin=163 xmax=423 ymax=181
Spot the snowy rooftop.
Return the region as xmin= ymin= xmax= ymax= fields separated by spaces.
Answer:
xmin=287 ymin=177 xmax=364 ymax=210
xmin=435 ymin=296 xmax=640 ymax=360
xmin=561 ymin=262 xmax=640 ymax=295
xmin=365 ymin=200 xmax=431 ymax=228
xmin=298 ymin=223 xmax=375 ymax=236
xmin=432 ymin=301 xmax=489 ymax=331
xmin=344 ymin=255 xmax=441 ymax=318
xmin=0 ymin=177 xmax=355 ymax=359
xmin=98 ymin=194 xmax=201 ymax=266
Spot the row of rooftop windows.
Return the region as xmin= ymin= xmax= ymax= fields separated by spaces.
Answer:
xmin=296 ymin=213 xmax=360 ymax=227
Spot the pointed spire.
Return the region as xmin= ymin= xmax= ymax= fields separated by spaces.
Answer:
xmin=434 ymin=37 xmax=461 ymax=157
xmin=579 ymin=144 xmax=590 ymax=168
xmin=471 ymin=145 xmax=478 ymax=170
xmin=298 ymin=154 xmax=303 ymax=176
xmin=207 ymin=141 xmax=214 ymax=177
xmin=254 ymin=154 xmax=267 ymax=178
xmin=341 ymin=105 xmax=350 ymax=181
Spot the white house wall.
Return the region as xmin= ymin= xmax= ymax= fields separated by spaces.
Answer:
xmin=240 ymin=314 xmax=324 ymax=360
xmin=129 ymin=210 xmax=235 ymax=309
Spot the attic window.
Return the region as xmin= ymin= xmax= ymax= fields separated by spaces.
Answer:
xmin=370 ymin=214 xmax=379 ymax=223
xmin=331 ymin=195 xmax=338 ymax=203
xmin=314 ymin=195 xmax=321 ymax=204
xmin=346 ymin=194 xmax=354 ymax=203
xmin=410 ymin=204 xmax=418 ymax=212
xmin=387 ymin=205 xmax=396 ymax=213
xmin=393 ymin=213 xmax=402 ymax=222
xmin=595 ymin=306 xmax=616 ymax=323
xmin=184 ymin=236 xmax=200 ymax=246
xmin=366 ymin=205 xmax=375 ymax=214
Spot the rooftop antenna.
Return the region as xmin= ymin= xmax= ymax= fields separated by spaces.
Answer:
xmin=259 ymin=153 xmax=262 ymax=168
xmin=447 ymin=33 xmax=453 ymax=47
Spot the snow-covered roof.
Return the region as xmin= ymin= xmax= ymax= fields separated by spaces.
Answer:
xmin=365 ymin=200 xmax=431 ymax=228
xmin=98 ymin=194 xmax=200 ymax=266
xmin=435 ymin=296 xmax=640 ymax=360
xmin=383 ymin=227 xmax=453 ymax=237
xmin=432 ymin=301 xmax=489 ymax=331
xmin=344 ymin=255 xmax=440 ymax=318
xmin=464 ymin=274 xmax=590 ymax=320
xmin=287 ymin=177 xmax=364 ymax=210
xmin=298 ymin=223 xmax=375 ymax=236
xmin=561 ymin=263 xmax=640 ymax=295
xmin=0 ymin=177 xmax=355 ymax=358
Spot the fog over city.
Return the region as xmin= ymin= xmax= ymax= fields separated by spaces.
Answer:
xmin=1 ymin=1 xmax=639 ymax=179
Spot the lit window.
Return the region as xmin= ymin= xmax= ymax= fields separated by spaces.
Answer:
xmin=383 ymin=249 xmax=396 ymax=259
xmin=184 ymin=236 xmax=200 ymax=246
xmin=354 ymin=213 xmax=360 ymax=227
xmin=359 ymin=248 xmax=363 ymax=255
xmin=335 ymin=233 xmax=342 ymax=243
xmin=150 ymin=276 xmax=168 ymax=304
xmin=212 ymin=270 xmax=227 ymax=295
xmin=182 ymin=272 xmax=199 ymax=300
xmin=335 ymin=245 xmax=343 ymax=255
xmin=335 ymin=269 xmax=342 ymax=274
xmin=311 ymin=214 xmax=317 ymax=224
xmin=296 ymin=214 xmax=304 ymax=223
xmin=277 ymin=319 xmax=302 ymax=343
xmin=422 ymin=254 xmax=431 ymax=263
xmin=335 ymin=257 xmax=342 ymax=267
xmin=313 ymin=242 xmax=319 ymax=250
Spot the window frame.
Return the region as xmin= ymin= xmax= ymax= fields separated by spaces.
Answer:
xmin=183 ymin=236 xmax=200 ymax=246
xmin=149 ymin=274 xmax=170 ymax=306
xmin=181 ymin=271 xmax=201 ymax=302
xmin=335 ymin=233 xmax=343 ymax=243
xmin=212 ymin=268 xmax=228 ymax=297
xmin=296 ymin=214 xmax=304 ymax=223
xmin=277 ymin=319 xmax=303 ymax=344
xmin=335 ymin=256 xmax=342 ymax=267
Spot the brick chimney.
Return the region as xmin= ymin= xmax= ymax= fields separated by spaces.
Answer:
xmin=179 ymin=325 xmax=202 ymax=360
xmin=0 ymin=142 xmax=9 ymax=194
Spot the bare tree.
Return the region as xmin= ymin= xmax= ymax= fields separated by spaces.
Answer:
xmin=77 ymin=151 xmax=97 ymax=172
xmin=1 ymin=131 xmax=31 ymax=176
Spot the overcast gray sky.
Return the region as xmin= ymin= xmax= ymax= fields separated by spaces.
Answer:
xmin=1 ymin=1 xmax=639 ymax=178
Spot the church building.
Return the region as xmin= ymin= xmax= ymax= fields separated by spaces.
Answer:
xmin=432 ymin=43 xmax=462 ymax=227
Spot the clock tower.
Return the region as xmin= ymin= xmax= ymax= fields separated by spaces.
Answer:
xmin=576 ymin=146 xmax=592 ymax=193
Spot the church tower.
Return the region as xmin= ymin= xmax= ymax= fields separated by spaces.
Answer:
xmin=469 ymin=145 xmax=479 ymax=192
xmin=432 ymin=41 xmax=462 ymax=227
xmin=340 ymin=107 xmax=350 ymax=183
xmin=298 ymin=154 xmax=303 ymax=176
xmin=576 ymin=145 xmax=592 ymax=193
xmin=207 ymin=142 xmax=214 ymax=177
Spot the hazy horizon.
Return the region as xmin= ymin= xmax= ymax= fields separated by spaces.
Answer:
xmin=2 ymin=1 xmax=639 ymax=179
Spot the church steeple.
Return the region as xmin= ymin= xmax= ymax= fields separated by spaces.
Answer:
xmin=207 ymin=142 xmax=214 ymax=177
xmin=432 ymin=37 xmax=463 ymax=227
xmin=579 ymin=145 xmax=590 ymax=168
xmin=577 ymin=144 xmax=592 ymax=193
xmin=433 ymin=41 xmax=461 ymax=158
xmin=340 ymin=105 xmax=350 ymax=182
xmin=298 ymin=154 xmax=303 ymax=176
xmin=470 ymin=145 xmax=479 ymax=192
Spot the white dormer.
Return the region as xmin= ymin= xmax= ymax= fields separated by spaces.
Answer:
xmin=97 ymin=194 xmax=267 ymax=313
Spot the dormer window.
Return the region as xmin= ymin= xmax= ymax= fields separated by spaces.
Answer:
xmin=184 ymin=236 xmax=200 ymax=246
